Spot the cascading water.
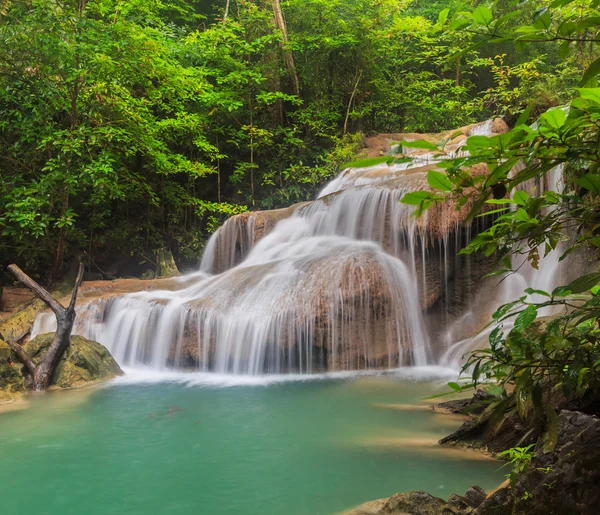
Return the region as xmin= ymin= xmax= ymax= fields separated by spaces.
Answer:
xmin=32 ymin=119 xmax=563 ymax=375
xmin=440 ymin=164 xmax=567 ymax=368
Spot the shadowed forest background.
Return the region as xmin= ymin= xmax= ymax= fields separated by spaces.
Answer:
xmin=0 ymin=0 xmax=584 ymax=283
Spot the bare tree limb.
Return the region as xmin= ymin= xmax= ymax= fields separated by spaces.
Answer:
xmin=3 ymin=337 xmax=36 ymax=376
xmin=67 ymin=263 xmax=84 ymax=313
xmin=7 ymin=264 xmax=65 ymax=316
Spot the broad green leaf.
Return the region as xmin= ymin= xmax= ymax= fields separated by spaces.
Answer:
xmin=541 ymin=108 xmax=566 ymax=129
xmin=513 ymin=305 xmax=538 ymax=332
xmin=576 ymin=174 xmax=600 ymax=195
xmin=577 ymin=88 xmax=600 ymax=104
xmin=438 ymin=8 xmax=450 ymax=25
xmin=486 ymin=199 xmax=517 ymax=205
xmin=401 ymin=191 xmax=436 ymax=205
xmin=552 ymin=286 xmax=572 ymax=297
xmin=515 ymin=208 xmax=530 ymax=221
xmin=448 ymin=382 xmax=462 ymax=392
xmin=566 ymin=273 xmax=600 ymax=294
xmin=581 ymin=56 xmax=600 ymax=87
xmin=524 ymin=288 xmax=550 ymax=297
xmin=427 ymin=170 xmax=453 ymax=192
xmin=513 ymin=190 xmax=529 ymax=206
xmin=472 ymin=5 xmax=493 ymax=25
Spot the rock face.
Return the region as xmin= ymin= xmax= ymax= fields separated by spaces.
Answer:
xmin=478 ymin=410 xmax=600 ymax=515
xmin=0 ymin=287 xmax=36 ymax=315
xmin=0 ymin=334 xmax=123 ymax=393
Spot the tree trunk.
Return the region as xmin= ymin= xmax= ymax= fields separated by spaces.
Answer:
xmin=223 ymin=0 xmax=230 ymax=22
xmin=344 ymin=69 xmax=363 ymax=135
xmin=4 ymin=263 xmax=84 ymax=391
xmin=272 ymin=0 xmax=300 ymax=97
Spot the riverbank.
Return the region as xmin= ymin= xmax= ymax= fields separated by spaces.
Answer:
xmin=345 ymin=390 xmax=600 ymax=515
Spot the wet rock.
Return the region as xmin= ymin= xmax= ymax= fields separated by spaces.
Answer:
xmin=22 ymin=333 xmax=123 ymax=388
xmin=379 ymin=491 xmax=474 ymax=514
xmin=479 ymin=410 xmax=600 ymax=515
xmin=464 ymin=486 xmax=486 ymax=508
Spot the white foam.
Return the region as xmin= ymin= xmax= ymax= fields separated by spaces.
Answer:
xmin=104 ymin=366 xmax=458 ymax=388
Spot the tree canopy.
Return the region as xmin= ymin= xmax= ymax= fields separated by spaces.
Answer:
xmin=0 ymin=0 xmax=575 ymax=282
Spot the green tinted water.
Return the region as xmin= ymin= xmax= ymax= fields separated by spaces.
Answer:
xmin=0 ymin=370 xmax=503 ymax=515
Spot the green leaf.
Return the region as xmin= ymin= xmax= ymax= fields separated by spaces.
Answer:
xmin=427 ymin=170 xmax=453 ymax=192
xmin=552 ymin=286 xmax=572 ymax=297
xmin=473 ymin=5 xmax=493 ymax=25
xmin=524 ymin=288 xmax=550 ymax=297
xmin=581 ymin=56 xmax=600 ymax=87
xmin=438 ymin=8 xmax=450 ymax=25
xmin=448 ymin=382 xmax=462 ymax=392
xmin=343 ymin=157 xmax=393 ymax=169
xmin=400 ymin=139 xmax=439 ymax=151
xmin=401 ymin=191 xmax=436 ymax=205
xmin=577 ymin=88 xmax=600 ymax=104
xmin=541 ymin=108 xmax=566 ymax=129
xmin=566 ymin=273 xmax=600 ymax=294
xmin=576 ymin=174 xmax=600 ymax=195
xmin=513 ymin=190 xmax=529 ymax=206
xmin=515 ymin=208 xmax=530 ymax=221
xmin=513 ymin=305 xmax=538 ymax=332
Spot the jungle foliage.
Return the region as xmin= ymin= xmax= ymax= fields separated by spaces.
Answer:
xmin=0 ymin=0 xmax=573 ymax=282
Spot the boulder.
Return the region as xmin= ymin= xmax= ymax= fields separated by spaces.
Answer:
xmin=21 ymin=333 xmax=123 ymax=389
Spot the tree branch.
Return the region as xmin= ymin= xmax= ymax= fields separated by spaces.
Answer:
xmin=7 ymin=264 xmax=66 ymax=316
xmin=2 ymin=337 xmax=36 ymax=376
xmin=67 ymin=262 xmax=84 ymax=313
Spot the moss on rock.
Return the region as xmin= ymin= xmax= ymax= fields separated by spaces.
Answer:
xmin=0 ymin=339 xmax=26 ymax=393
xmin=22 ymin=334 xmax=123 ymax=388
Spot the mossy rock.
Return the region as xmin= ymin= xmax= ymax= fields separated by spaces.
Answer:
xmin=0 ymin=339 xmax=26 ymax=392
xmin=22 ymin=334 xmax=124 ymax=389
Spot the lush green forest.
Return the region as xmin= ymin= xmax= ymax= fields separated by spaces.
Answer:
xmin=0 ymin=0 xmax=587 ymax=283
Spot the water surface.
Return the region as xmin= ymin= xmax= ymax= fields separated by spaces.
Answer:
xmin=0 ymin=369 xmax=503 ymax=515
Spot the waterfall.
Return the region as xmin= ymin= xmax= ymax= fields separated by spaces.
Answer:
xmin=440 ymin=164 xmax=566 ymax=368
xmin=33 ymin=119 xmax=561 ymax=375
